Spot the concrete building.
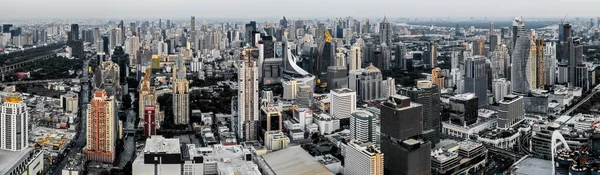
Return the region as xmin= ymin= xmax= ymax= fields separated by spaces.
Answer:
xmin=1 ymin=93 xmax=28 ymax=151
xmin=381 ymin=77 xmax=396 ymax=99
xmin=132 ymin=136 xmax=207 ymax=175
xmin=492 ymin=78 xmax=511 ymax=104
xmin=237 ymin=48 xmax=259 ymax=141
xmin=353 ymin=64 xmax=383 ymax=101
xmin=399 ymin=81 xmax=441 ymax=146
xmin=344 ymin=141 xmax=384 ymax=175
xmin=464 ymin=56 xmax=487 ymax=107
xmin=448 ymin=93 xmax=479 ymax=127
xmin=264 ymin=130 xmax=290 ymax=151
xmin=349 ymin=45 xmax=362 ymax=71
xmin=314 ymin=113 xmax=340 ymax=135
xmin=330 ymin=88 xmax=356 ymax=119
xmin=173 ymin=57 xmax=190 ymax=125
xmin=0 ymin=148 xmax=44 ymax=175
xmin=511 ymin=17 xmax=531 ymax=94
xmin=431 ymin=141 xmax=487 ymax=175
xmin=84 ymin=90 xmax=117 ymax=163
xmin=350 ymin=110 xmax=377 ymax=143
xmin=380 ymin=95 xmax=431 ymax=175
xmin=432 ymin=68 xmax=445 ymax=89
xmin=497 ymin=94 xmax=525 ymax=129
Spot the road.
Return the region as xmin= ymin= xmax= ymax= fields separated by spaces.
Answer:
xmin=561 ymin=83 xmax=600 ymax=116
xmin=50 ymin=57 xmax=91 ymax=175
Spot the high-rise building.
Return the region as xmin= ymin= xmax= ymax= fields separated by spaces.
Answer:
xmin=85 ymin=90 xmax=117 ymax=163
xmin=0 ymin=93 xmax=28 ymax=151
xmin=489 ymin=34 xmax=500 ymax=52
xmin=511 ymin=17 xmax=531 ymax=94
xmin=489 ymin=22 xmax=494 ymax=35
xmin=139 ymin=69 xmax=160 ymax=137
xmin=68 ymin=24 xmax=79 ymax=43
xmin=380 ymin=95 xmax=431 ymax=175
xmin=350 ymin=110 xmax=377 ymax=143
xmin=344 ymin=141 xmax=384 ymax=175
xmin=394 ymin=43 xmax=407 ymax=70
xmin=399 ymin=81 xmax=441 ymax=146
xmin=568 ymin=37 xmax=584 ymax=87
xmin=528 ymin=40 xmax=537 ymax=91
xmin=431 ymin=68 xmax=445 ymax=89
xmin=545 ymin=42 xmax=557 ymax=86
xmin=492 ymin=78 xmax=512 ymax=104
xmin=536 ymin=39 xmax=545 ymax=88
xmin=350 ymin=45 xmax=362 ymax=71
xmin=173 ymin=57 xmax=189 ymax=125
xmin=490 ymin=44 xmax=510 ymax=79
xmin=381 ymin=77 xmax=396 ymax=99
xmin=380 ymin=16 xmax=391 ymax=46
xmin=425 ymin=42 xmax=436 ymax=68
xmin=497 ymin=94 xmax=525 ymax=129
xmin=357 ymin=64 xmax=382 ymax=101
xmin=330 ymin=88 xmax=357 ymax=119
xmin=473 ymin=38 xmax=485 ymax=56
xmin=465 ymin=56 xmax=488 ymax=107
xmin=237 ymin=48 xmax=259 ymax=141
xmin=448 ymin=93 xmax=478 ymax=127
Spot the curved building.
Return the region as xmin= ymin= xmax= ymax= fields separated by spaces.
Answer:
xmin=281 ymin=38 xmax=316 ymax=89
xmin=511 ymin=17 xmax=531 ymax=94
xmin=350 ymin=110 xmax=376 ymax=143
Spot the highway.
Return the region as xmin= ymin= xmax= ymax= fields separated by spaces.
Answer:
xmin=560 ymin=83 xmax=600 ymax=116
xmin=0 ymin=78 xmax=77 ymax=85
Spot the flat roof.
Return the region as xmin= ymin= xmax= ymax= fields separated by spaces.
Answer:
xmin=0 ymin=148 xmax=34 ymax=175
xmin=511 ymin=157 xmax=552 ymax=175
xmin=144 ymin=136 xmax=181 ymax=154
xmin=261 ymin=146 xmax=334 ymax=175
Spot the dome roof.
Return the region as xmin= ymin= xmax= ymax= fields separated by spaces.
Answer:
xmin=365 ymin=63 xmax=381 ymax=73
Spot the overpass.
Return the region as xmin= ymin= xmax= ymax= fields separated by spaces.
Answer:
xmin=0 ymin=52 xmax=57 ymax=74
xmin=561 ymin=83 xmax=600 ymax=116
xmin=0 ymin=78 xmax=79 ymax=85
xmin=484 ymin=144 xmax=525 ymax=161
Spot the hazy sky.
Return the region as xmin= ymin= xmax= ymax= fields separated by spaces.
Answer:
xmin=1 ymin=0 xmax=597 ymax=20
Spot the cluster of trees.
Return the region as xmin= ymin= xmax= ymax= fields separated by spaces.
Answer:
xmin=5 ymin=56 xmax=83 ymax=82
xmin=382 ymin=67 xmax=427 ymax=87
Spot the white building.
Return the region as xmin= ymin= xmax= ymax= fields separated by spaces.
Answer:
xmin=314 ymin=113 xmax=340 ymax=135
xmin=350 ymin=110 xmax=376 ymax=143
xmin=237 ymin=49 xmax=260 ymax=141
xmin=282 ymin=80 xmax=299 ymax=100
xmin=344 ymin=141 xmax=384 ymax=175
xmin=264 ymin=131 xmax=290 ymax=151
xmin=492 ymin=78 xmax=511 ymax=104
xmin=349 ymin=45 xmax=362 ymax=71
xmin=381 ymin=77 xmax=396 ymax=98
xmin=330 ymin=88 xmax=356 ymax=119
xmin=1 ymin=93 xmax=28 ymax=151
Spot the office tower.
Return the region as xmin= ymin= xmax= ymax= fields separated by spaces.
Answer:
xmin=261 ymin=36 xmax=275 ymax=58
xmin=455 ymin=24 xmax=461 ymax=36
xmin=492 ymin=78 xmax=512 ymax=104
xmin=425 ymin=42 xmax=436 ymax=68
xmin=399 ymin=81 xmax=441 ymax=146
xmin=431 ymin=68 xmax=445 ymax=89
xmin=489 ymin=34 xmax=500 ymax=52
xmin=139 ymin=69 xmax=159 ymax=133
xmin=327 ymin=66 xmax=348 ymax=90
xmin=536 ymin=39 xmax=545 ymax=88
xmin=394 ymin=43 xmax=407 ymax=70
xmin=568 ymin=37 xmax=583 ymax=86
xmin=69 ymin=24 xmax=79 ymax=42
xmin=381 ymin=77 xmax=396 ymax=98
xmin=344 ymin=141 xmax=384 ymax=175
xmin=527 ymin=40 xmax=537 ymax=91
xmin=2 ymin=24 xmax=12 ymax=33
xmin=374 ymin=44 xmax=392 ymax=71
xmin=355 ymin=64 xmax=382 ymax=101
xmin=545 ymin=42 xmax=557 ymax=86
xmin=511 ymin=17 xmax=531 ymax=94
xmin=364 ymin=41 xmax=375 ymax=64
xmin=491 ymin=44 xmax=509 ymax=79
xmin=118 ymin=20 xmax=125 ymax=45
xmin=489 ymin=22 xmax=494 ymax=35
xmin=85 ymin=90 xmax=116 ymax=163
xmin=95 ymin=61 xmax=121 ymax=101
xmin=316 ymin=30 xmax=334 ymax=84
xmin=190 ymin=16 xmax=197 ymax=51
xmin=97 ymin=38 xmax=105 ymax=55
xmin=381 ymin=95 xmax=431 ymax=175
xmin=380 ymin=16 xmax=391 ymax=45
xmin=497 ymin=95 xmax=524 ymax=129
xmin=172 ymin=57 xmax=189 ymax=125
xmin=330 ymin=88 xmax=357 ymax=120
xmin=350 ymin=110 xmax=377 ymax=143
xmin=575 ymin=64 xmax=589 ymax=90
xmin=245 ymin=21 xmax=257 ymax=46
xmin=125 ymin=36 xmax=140 ymax=65
xmin=237 ymin=48 xmax=259 ymax=141
xmin=350 ymin=45 xmax=362 ymax=70
xmin=448 ymin=93 xmax=478 ymax=126
xmin=464 ymin=56 xmax=487 ymax=107
xmin=473 ymin=38 xmax=485 ymax=56
xmin=262 ymin=106 xmax=282 ymax=132
xmin=0 ymin=93 xmax=28 ymax=151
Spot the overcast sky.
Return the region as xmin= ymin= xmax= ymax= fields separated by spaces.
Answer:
xmin=1 ymin=0 xmax=597 ymax=20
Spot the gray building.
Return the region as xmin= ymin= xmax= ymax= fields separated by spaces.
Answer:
xmin=511 ymin=17 xmax=531 ymax=94
xmin=381 ymin=95 xmax=431 ymax=175
xmin=497 ymin=94 xmax=524 ymax=129
xmin=399 ymin=83 xmax=441 ymax=146
xmin=464 ymin=56 xmax=488 ymax=107
xmin=356 ymin=64 xmax=383 ymax=101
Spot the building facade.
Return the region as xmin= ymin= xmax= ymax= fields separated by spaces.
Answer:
xmin=85 ymin=90 xmax=117 ymax=163
xmin=0 ymin=93 xmax=28 ymax=151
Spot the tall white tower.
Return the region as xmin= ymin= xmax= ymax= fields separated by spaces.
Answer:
xmin=237 ymin=48 xmax=259 ymax=141
xmin=0 ymin=93 xmax=28 ymax=151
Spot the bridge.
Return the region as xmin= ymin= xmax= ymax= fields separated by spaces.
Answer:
xmin=0 ymin=78 xmax=79 ymax=86
xmin=561 ymin=83 xmax=600 ymax=116
xmin=484 ymin=144 xmax=526 ymax=161
xmin=0 ymin=54 xmax=55 ymax=73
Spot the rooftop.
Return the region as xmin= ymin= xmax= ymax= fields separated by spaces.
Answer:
xmin=510 ymin=157 xmax=552 ymax=175
xmin=143 ymin=135 xmax=181 ymax=154
xmin=261 ymin=146 xmax=334 ymax=175
xmin=0 ymin=148 xmax=34 ymax=175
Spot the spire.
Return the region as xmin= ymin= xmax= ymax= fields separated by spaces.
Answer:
xmin=383 ymin=15 xmax=388 ymax=23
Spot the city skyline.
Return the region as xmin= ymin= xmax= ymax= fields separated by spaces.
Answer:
xmin=2 ymin=0 xmax=600 ymax=20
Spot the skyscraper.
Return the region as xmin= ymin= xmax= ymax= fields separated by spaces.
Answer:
xmin=350 ymin=44 xmax=362 ymax=71
xmin=1 ymin=93 xmax=28 ymax=151
xmin=536 ymin=39 xmax=545 ymax=88
xmin=511 ymin=17 xmax=531 ymax=94
xmin=394 ymin=43 xmax=407 ymax=70
xmin=568 ymin=37 xmax=584 ymax=87
xmin=399 ymin=81 xmax=441 ymax=146
xmin=356 ymin=64 xmax=382 ymax=101
xmin=497 ymin=95 xmax=525 ymax=129
xmin=237 ymin=48 xmax=259 ymax=141
xmin=69 ymin=24 xmax=79 ymax=43
xmin=492 ymin=78 xmax=512 ymax=104
xmin=344 ymin=141 xmax=384 ymax=175
xmin=545 ymin=42 xmax=557 ymax=86
xmin=448 ymin=93 xmax=478 ymax=127
xmin=331 ymin=88 xmax=357 ymax=119
xmin=173 ymin=56 xmax=189 ymax=125
xmin=528 ymin=40 xmax=537 ymax=91
xmin=381 ymin=95 xmax=431 ymax=175
xmin=380 ymin=16 xmax=391 ymax=46
xmin=431 ymin=68 xmax=445 ymax=89
xmin=85 ymin=90 xmax=116 ymax=163
xmin=350 ymin=110 xmax=377 ymax=143
xmin=425 ymin=42 xmax=436 ymax=68
xmin=465 ymin=56 xmax=488 ymax=107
